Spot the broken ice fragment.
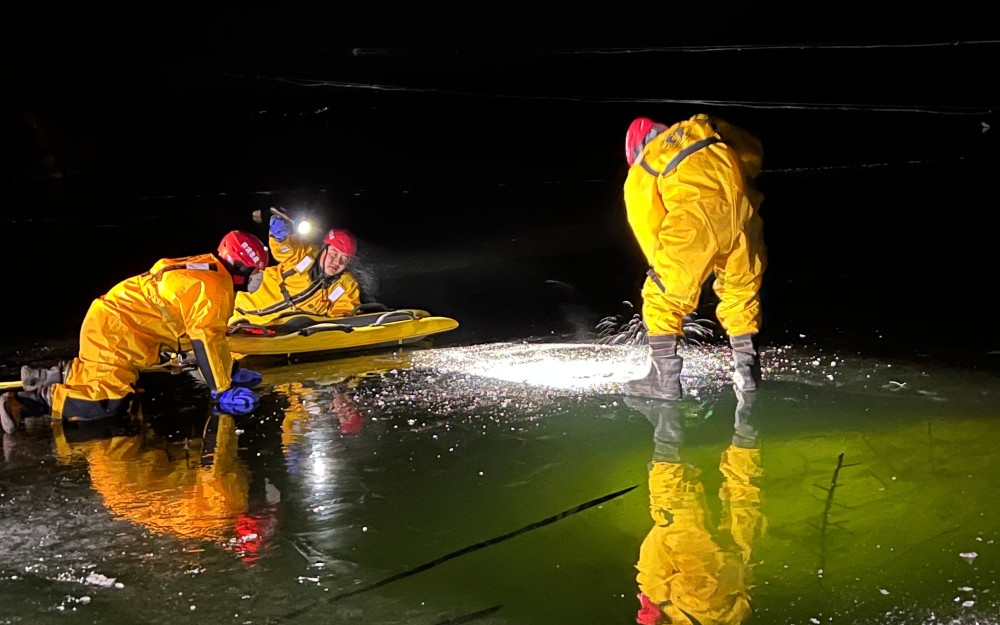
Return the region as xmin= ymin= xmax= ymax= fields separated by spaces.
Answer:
xmin=959 ymin=551 xmax=978 ymax=563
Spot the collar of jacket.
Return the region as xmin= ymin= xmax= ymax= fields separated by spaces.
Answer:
xmin=637 ymin=115 xmax=722 ymax=177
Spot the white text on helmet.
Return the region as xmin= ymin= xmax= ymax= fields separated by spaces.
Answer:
xmin=241 ymin=241 xmax=261 ymax=264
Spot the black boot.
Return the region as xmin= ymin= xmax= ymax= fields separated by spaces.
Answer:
xmin=730 ymin=334 xmax=761 ymax=392
xmin=625 ymin=334 xmax=683 ymax=400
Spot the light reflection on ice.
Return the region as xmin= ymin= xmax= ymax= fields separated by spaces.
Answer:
xmin=404 ymin=340 xmax=914 ymax=398
xmin=411 ymin=342 xmax=648 ymax=392
xmin=409 ymin=341 xmax=736 ymax=394
xmin=355 ymin=341 xmax=846 ymax=423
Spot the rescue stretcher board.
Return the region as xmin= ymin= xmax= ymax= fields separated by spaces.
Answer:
xmin=225 ymin=308 xmax=459 ymax=358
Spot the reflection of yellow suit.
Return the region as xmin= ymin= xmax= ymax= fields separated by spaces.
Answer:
xmin=52 ymin=253 xmax=238 ymax=421
xmin=624 ymin=114 xmax=766 ymax=338
xmin=51 ymin=414 xmax=249 ymax=541
xmin=276 ymin=382 xmax=366 ymax=460
xmin=231 ymin=234 xmax=360 ymax=325
xmin=637 ymin=446 xmax=764 ymax=625
xmin=269 ymin=352 xmax=412 ymax=453
xmin=277 ymin=382 xmax=322 ymax=455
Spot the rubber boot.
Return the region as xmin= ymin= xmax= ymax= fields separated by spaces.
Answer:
xmin=1 ymin=387 xmax=53 ymax=433
xmin=21 ymin=361 xmax=67 ymax=392
xmin=730 ymin=334 xmax=761 ymax=392
xmin=625 ymin=334 xmax=683 ymax=400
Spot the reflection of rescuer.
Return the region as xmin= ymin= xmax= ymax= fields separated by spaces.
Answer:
xmin=278 ymin=380 xmax=366 ymax=475
xmin=229 ymin=212 xmax=361 ymax=326
xmin=1 ymin=231 xmax=268 ymax=434
xmin=626 ymin=390 xmax=764 ymax=625
xmin=274 ymin=353 xmax=410 ymax=467
xmin=49 ymin=410 xmax=279 ymax=559
xmin=622 ymin=114 xmax=767 ymax=401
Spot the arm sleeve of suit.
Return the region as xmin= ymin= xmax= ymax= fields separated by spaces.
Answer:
xmin=169 ymin=273 xmax=236 ymax=392
xmin=269 ymin=234 xmax=317 ymax=268
xmin=623 ymin=167 xmax=668 ymax=267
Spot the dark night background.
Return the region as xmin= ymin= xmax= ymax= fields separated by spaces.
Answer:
xmin=3 ymin=6 xmax=998 ymax=369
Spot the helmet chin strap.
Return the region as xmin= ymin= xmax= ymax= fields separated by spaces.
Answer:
xmin=230 ymin=271 xmax=258 ymax=292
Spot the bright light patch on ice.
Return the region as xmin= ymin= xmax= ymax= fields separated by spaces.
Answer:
xmin=410 ymin=342 xmax=732 ymax=394
xmin=411 ymin=342 xmax=648 ymax=392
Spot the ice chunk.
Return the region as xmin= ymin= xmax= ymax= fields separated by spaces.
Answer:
xmin=959 ymin=551 xmax=978 ymax=563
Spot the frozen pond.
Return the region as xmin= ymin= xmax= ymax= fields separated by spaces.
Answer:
xmin=2 ymin=340 xmax=998 ymax=624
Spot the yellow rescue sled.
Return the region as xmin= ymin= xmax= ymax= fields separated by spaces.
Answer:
xmin=225 ymin=303 xmax=459 ymax=359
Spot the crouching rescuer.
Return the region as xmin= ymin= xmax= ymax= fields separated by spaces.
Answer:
xmin=621 ymin=114 xmax=767 ymax=400
xmin=2 ymin=231 xmax=270 ymax=433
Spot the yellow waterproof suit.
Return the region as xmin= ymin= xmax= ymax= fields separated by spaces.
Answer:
xmin=230 ymin=234 xmax=360 ymax=326
xmin=637 ymin=446 xmax=764 ymax=625
xmin=624 ymin=114 xmax=766 ymax=337
xmin=51 ymin=414 xmax=249 ymax=542
xmin=51 ymin=254 xmax=237 ymax=421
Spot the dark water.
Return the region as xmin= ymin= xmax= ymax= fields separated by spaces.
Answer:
xmin=6 ymin=158 xmax=1000 ymax=362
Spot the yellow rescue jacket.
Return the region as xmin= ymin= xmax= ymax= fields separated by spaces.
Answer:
xmin=98 ymin=253 xmax=237 ymax=392
xmin=624 ymin=114 xmax=764 ymax=267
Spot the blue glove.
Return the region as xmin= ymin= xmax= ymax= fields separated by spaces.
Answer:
xmin=269 ymin=215 xmax=291 ymax=242
xmin=232 ymin=366 xmax=263 ymax=388
xmin=212 ymin=387 xmax=260 ymax=415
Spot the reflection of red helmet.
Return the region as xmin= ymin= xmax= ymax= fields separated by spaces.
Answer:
xmin=625 ymin=117 xmax=664 ymax=166
xmin=218 ymin=230 xmax=269 ymax=273
xmin=233 ymin=507 xmax=280 ymax=563
xmin=332 ymin=392 xmax=363 ymax=435
xmin=636 ymin=593 xmax=663 ymax=625
xmin=323 ymin=229 xmax=356 ymax=257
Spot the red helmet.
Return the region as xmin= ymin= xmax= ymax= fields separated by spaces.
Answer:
xmin=323 ymin=229 xmax=357 ymax=257
xmin=625 ymin=116 xmax=664 ymax=166
xmin=217 ymin=230 xmax=269 ymax=275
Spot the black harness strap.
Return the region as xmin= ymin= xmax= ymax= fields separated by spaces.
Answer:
xmin=659 ymin=136 xmax=720 ymax=176
xmin=236 ymin=276 xmax=327 ymax=316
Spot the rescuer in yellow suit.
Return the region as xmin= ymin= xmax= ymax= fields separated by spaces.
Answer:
xmin=1 ymin=231 xmax=269 ymax=433
xmin=626 ymin=390 xmax=764 ymax=625
xmin=622 ymin=114 xmax=767 ymax=400
xmin=229 ymin=215 xmax=361 ymax=326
